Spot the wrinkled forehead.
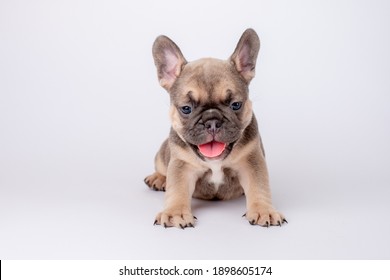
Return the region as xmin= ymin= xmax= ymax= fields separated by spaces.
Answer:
xmin=170 ymin=58 xmax=248 ymax=104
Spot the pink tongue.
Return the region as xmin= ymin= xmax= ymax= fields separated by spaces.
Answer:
xmin=198 ymin=141 xmax=226 ymax=158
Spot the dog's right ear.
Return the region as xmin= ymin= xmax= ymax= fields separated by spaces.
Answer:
xmin=152 ymin=35 xmax=187 ymax=91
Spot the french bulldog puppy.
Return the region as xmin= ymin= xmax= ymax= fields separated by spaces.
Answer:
xmin=145 ymin=28 xmax=286 ymax=229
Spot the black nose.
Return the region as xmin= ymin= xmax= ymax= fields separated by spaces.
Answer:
xmin=205 ymin=119 xmax=222 ymax=135
xmin=202 ymin=109 xmax=223 ymax=135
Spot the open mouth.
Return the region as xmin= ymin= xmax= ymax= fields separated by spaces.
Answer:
xmin=197 ymin=141 xmax=226 ymax=158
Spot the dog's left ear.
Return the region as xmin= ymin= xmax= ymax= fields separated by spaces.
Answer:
xmin=230 ymin=28 xmax=260 ymax=83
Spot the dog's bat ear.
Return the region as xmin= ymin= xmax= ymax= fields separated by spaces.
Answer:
xmin=230 ymin=28 xmax=260 ymax=83
xmin=152 ymin=35 xmax=187 ymax=91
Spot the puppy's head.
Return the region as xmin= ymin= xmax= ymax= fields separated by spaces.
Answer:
xmin=152 ymin=29 xmax=260 ymax=160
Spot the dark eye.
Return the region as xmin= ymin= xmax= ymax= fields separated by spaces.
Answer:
xmin=230 ymin=102 xmax=242 ymax=111
xmin=180 ymin=105 xmax=192 ymax=114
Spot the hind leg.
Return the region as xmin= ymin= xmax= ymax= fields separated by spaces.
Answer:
xmin=144 ymin=172 xmax=166 ymax=191
xmin=145 ymin=139 xmax=169 ymax=192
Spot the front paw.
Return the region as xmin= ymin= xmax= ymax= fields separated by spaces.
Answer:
xmin=154 ymin=207 xmax=196 ymax=229
xmin=244 ymin=204 xmax=287 ymax=227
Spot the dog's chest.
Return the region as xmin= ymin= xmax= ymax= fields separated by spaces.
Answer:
xmin=193 ymin=162 xmax=243 ymax=200
xmin=205 ymin=161 xmax=225 ymax=189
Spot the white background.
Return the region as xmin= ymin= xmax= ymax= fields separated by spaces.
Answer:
xmin=1 ymin=0 xmax=389 ymax=259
